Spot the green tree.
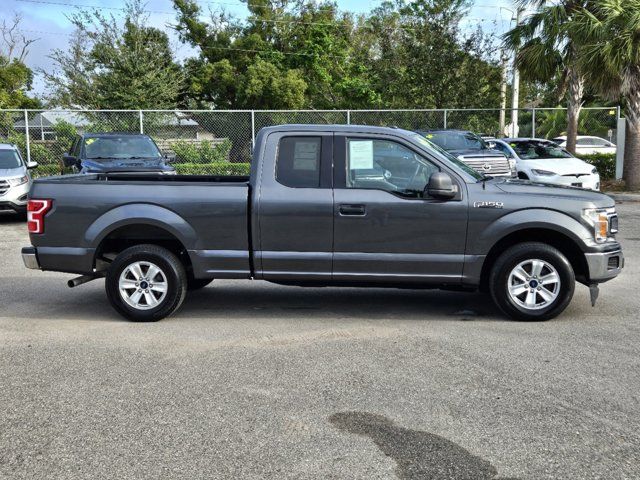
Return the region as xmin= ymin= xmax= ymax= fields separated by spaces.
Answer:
xmin=0 ymin=14 xmax=40 ymax=109
xmin=366 ymin=0 xmax=501 ymax=109
xmin=503 ymin=1 xmax=590 ymax=154
xmin=44 ymin=0 xmax=184 ymax=109
xmin=572 ymin=0 xmax=640 ymax=189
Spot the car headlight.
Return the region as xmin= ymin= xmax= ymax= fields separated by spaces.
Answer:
xmin=531 ymin=169 xmax=556 ymax=177
xmin=7 ymin=175 xmax=29 ymax=186
xmin=582 ymin=207 xmax=617 ymax=243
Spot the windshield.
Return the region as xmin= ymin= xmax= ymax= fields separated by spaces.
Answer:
xmin=422 ymin=131 xmax=486 ymax=151
xmin=0 ymin=149 xmax=23 ymax=169
xmin=412 ymin=134 xmax=484 ymax=181
xmin=510 ymin=140 xmax=572 ymax=160
xmin=84 ymin=136 xmax=162 ymax=160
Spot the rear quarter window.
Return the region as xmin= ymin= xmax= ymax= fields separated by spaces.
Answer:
xmin=276 ymin=137 xmax=321 ymax=188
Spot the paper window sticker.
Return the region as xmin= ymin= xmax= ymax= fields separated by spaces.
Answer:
xmin=293 ymin=141 xmax=319 ymax=171
xmin=85 ymin=138 xmax=96 ymax=145
xmin=349 ymin=140 xmax=374 ymax=169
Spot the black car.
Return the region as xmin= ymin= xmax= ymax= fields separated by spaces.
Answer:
xmin=62 ymin=133 xmax=175 ymax=174
xmin=417 ymin=129 xmax=515 ymax=177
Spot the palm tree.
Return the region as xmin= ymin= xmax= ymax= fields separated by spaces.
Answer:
xmin=502 ymin=1 xmax=587 ymax=153
xmin=571 ymin=0 xmax=640 ymax=189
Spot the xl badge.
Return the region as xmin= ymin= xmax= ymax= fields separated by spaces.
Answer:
xmin=474 ymin=201 xmax=504 ymax=209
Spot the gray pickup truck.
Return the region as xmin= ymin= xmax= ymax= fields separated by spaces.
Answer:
xmin=22 ymin=125 xmax=623 ymax=322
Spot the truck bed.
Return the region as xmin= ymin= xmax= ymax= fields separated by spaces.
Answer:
xmin=29 ymin=173 xmax=252 ymax=278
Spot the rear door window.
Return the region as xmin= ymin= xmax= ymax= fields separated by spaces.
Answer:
xmin=276 ymin=137 xmax=322 ymax=188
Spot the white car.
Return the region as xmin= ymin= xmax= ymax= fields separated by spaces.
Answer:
xmin=492 ymin=138 xmax=600 ymax=190
xmin=551 ymin=135 xmax=616 ymax=155
xmin=0 ymin=143 xmax=38 ymax=215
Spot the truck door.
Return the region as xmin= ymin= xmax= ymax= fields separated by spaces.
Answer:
xmin=332 ymin=133 xmax=468 ymax=283
xmin=254 ymin=131 xmax=334 ymax=281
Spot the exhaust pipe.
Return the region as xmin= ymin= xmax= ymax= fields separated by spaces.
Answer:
xmin=67 ymin=272 xmax=105 ymax=288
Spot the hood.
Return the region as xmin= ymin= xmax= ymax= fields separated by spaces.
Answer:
xmin=493 ymin=178 xmax=613 ymax=208
xmin=518 ymin=157 xmax=595 ymax=175
xmin=81 ymin=158 xmax=172 ymax=173
xmin=453 ymin=149 xmax=505 ymax=159
xmin=0 ymin=166 xmax=27 ymax=179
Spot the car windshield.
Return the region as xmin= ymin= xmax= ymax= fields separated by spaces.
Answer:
xmin=510 ymin=140 xmax=573 ymax=160
xmin=412 ymin=134 xmax=484 ymax=181
xmin=0 ymin=149 xmax=23 ymax=169
xmin=422 ymin=131 xmax=486 ymax=151
xmin=84 ymin=136 xmax=162 ymax=160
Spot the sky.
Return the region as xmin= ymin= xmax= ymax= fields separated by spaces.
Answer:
xmin=2 ymin=0 xmax=518 ymax=97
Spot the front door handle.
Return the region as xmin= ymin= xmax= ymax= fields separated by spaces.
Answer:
xmin=339 ymin=204 xmax=366 ymax=216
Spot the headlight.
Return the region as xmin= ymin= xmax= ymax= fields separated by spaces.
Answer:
xmin=7 ymin=175 xmax=29 ymax=186
xmin=531 ymin=169 xmax=556 ymax=177
xmin=582 ymin=207 xmax=616 ymax=243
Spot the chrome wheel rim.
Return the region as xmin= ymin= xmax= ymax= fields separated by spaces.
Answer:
xmin=119 ymin=261 xmax=168 ymax=310
xmin=508 ymin=259 xmax=561 ymax=310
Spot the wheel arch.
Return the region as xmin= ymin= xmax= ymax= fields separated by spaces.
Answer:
xmin=479 ymin=227 xmax=589 ymax=291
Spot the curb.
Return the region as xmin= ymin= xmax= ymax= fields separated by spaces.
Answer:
xmin=604 ymin=192 xmax=640 ymax=203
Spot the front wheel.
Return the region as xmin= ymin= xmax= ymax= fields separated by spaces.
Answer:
xmin=490 ymin=242 xmax=575 ymax=321
xmin=105 ymin=244 xmax=187 ymax=322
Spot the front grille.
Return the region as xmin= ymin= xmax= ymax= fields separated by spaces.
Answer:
xmin=0 ymin=180 xmax=9 ymax=196
xmin=458 ymin=156 xmax=512 ymax=176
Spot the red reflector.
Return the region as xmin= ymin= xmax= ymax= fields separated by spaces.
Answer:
xmin=27 ymin=199 xmax=52 ymax=234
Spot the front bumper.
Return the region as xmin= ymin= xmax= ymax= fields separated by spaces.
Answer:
xmin=530 ymin=172 xmax=600 ymax=190
xmin=585 ymin=248 xmax=624 ymax=283
xmin=22 ymin=246 xmax=40 ymax=269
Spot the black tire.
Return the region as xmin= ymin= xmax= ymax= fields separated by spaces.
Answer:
xmin=105 ymin=244 xmax=187 ymax=322
xmin=490 ymin=242 xmax=575 ymax=321
xmin=187 ymin=277 xmax=214 ymax=291
xmin=517 ymin=172 xmax=529 ymax=180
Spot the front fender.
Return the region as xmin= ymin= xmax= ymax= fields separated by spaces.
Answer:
xmin=469 ymin=208 xmax=593 ymax=255
xmin=85 ymin=203 xmax=197 ymax=249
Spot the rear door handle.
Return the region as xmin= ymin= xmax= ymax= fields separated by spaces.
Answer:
xmin=339 ymin=204 xmax=366 ymax=216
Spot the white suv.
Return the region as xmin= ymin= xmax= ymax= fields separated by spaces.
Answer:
xmin=552 ymin=136 xmax=616 ymax=155
xmin=0 ymin=143 xmax=38 ymax=215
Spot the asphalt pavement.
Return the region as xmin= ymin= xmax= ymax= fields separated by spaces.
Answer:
xmin=1 ymin=204 xmax=639 ymax=479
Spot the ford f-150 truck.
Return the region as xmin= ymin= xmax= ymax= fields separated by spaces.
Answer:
xmin=22 ymin=125 xmax=624 ymax=322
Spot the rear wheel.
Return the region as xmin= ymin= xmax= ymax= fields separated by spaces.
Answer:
xmin=490 ymin=242 xmax=575 ymax=321
xmin=105 ymin=244 xmax=187 ymax=322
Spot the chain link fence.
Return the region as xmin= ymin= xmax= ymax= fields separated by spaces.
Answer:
xmin=0 ymin=107 xmax=620 ymax=176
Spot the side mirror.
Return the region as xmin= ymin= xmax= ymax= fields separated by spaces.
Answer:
xmin=426 ymin=171 xmax=457 ymax=199
xmin=62 ymin=154 xmax=77 ymax=168
xmin=487 ymin=141 xmax=496 ymax=149
xmin=26 ymin=161 xmax=38 ymax=169
xmin=164 ymin=152 xmax=177 ymax=163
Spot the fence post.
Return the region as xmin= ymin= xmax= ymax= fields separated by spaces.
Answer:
xmin=443 ymin=109 xmax=448 ymax=129
xmin=138 ymin=110 xmax=144 ymax=134
xmin=24 ymin=110 xmax=31 ymax=163
xmin=346 ymin=110 xmax=351 ymax=125
xmin=251 ymin=110 xmax=256 ymax=149
xmin=531 ymin=108 xmax=536 ymax=138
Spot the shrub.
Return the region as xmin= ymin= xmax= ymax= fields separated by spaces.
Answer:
xmin=170 ymin=139 xmax=232 ymax=164
xmin=173 ymin=162 xmax=250 ymax=176
xmin=577 ymin=153 xmax=616 ymax=180
xmin=31 ymin=164 xmax=66 ymax=178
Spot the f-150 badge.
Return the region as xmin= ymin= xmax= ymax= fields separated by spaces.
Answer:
xmin=474 ymin=201 xmax=504 ymax=209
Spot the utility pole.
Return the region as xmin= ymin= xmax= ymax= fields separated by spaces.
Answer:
xmin=499 ymin=49 xmax=508 ymax=137
xmin=510 ymin=6 xmax=523 ymax=138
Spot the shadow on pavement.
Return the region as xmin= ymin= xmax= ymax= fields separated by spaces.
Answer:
xmin=330 ymin=412 xmax=519 ymax=480
xmin=1 ymin=277 xmax=501 ymax=322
